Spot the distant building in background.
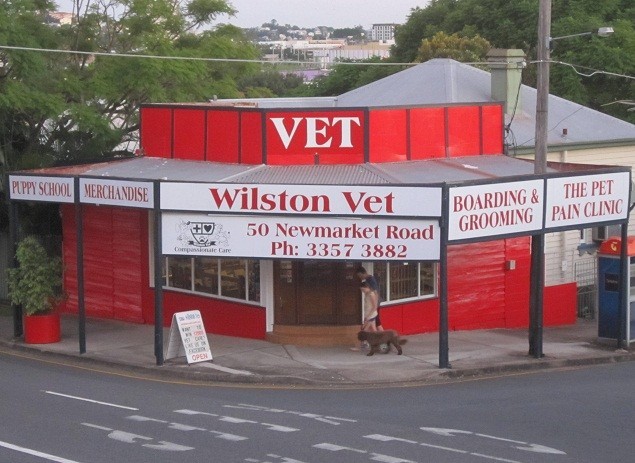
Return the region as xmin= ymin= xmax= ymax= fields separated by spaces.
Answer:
xmin=46 ymin=12 xmax=73 ymax=27
xmin=260 ymin=39 xmax=391 ymax=68
xmin=370 ymin=23 xmax=397 ymax=43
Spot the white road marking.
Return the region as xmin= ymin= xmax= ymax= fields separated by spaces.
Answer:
xmin=220 ymin=416 xmax=258 ymax=424
xmin=197 ymin=362 xmax=254 ymax=375
xmin=420 ymin=427 xmax=472 ymax=437
xmin=369 ymin=453 xmax=417 ymax=463
xmin=475 ymin=433 xmax=526 ymax=444
xmin=514 ymin=443 xmax=566 ymax=455
xmin=365 ymin=434 xmax=418 ymax=444
xmin=43 ymin=390 xmax=138 ymax=410
xmin=126 ymin=415 xmax=205 ymax=432
xmin=225 ymin=403 xmax=356 ymax=425
xmin=209 ymin=431 xmax=248 ymax=441
xmin=261 ymin=423 xmax=299 ymax=432
xmin=266 ymin=454 xmax=307 ymax=463
xmin=0 ymin=439 xmax=85 ymax=463
xmin=81 ymin=423 xmax=193 ymax=451
xmin=174 ymin=409 xmax=219 ymax=417
xmin=421 ymin=442 xmax=469 ymax=453
xmin=420 ymin=427 xmax=566 ymax=456
xmin=313 ymin=443 xmax=366 ymax=453
xmin=142 ymin=441 xmax=193 ymax=451
xmin=470 ymin=453 xmax=522 ymax=463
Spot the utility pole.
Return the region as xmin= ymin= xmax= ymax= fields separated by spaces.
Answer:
xmin=529 ymin=0 xmax=551 ymax=358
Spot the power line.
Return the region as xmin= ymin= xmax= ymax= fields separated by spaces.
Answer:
xmin=0 ymin=44 xmax=419 ymax=67
xmin=3 ymin=44 xmax=632 ymax=79
xmin=529 ymin=59 xmax=635 ymax=80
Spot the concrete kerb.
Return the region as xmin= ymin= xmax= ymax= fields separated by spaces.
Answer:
xmin=1 ymin=314 xmax=634 ymax=388
xmin=1 ymin=334 xmax=634 ymax=388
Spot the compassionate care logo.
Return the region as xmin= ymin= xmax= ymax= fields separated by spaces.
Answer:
xmin=176 ymin=220 xmax=230 ymax=248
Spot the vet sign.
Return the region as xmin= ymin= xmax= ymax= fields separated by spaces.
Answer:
xmin=165 ymin=310 xmax=212 ymax=364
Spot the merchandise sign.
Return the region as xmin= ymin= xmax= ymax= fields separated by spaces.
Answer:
xmin=80 ymin=178 xmax=154 ymax=208
xmin=165 ymin=310 xmax=212 ymax=364
xmin=545 ymin=172 xmax=630 ymax=229
xmin=160 ymin=183 xmax=442 ymax=217
xmin=162 ymin=212 xmax=440 ymax=261
xmin=448 ymin=179 xmax=544 ymax=241
xmin=9 ymin=175 xmax=74 ymax=203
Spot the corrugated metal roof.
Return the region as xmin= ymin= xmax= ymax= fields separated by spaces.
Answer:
xmin=15 ymin=154 xmax=578 ymax=186
xmin=228 ymin=163 xmax=391 ymax=184
xmin=335 ymin=59 xmax=635 ymax=149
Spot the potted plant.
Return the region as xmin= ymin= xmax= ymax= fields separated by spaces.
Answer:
xmin=8 ymin=236 xmax=64 ymax=344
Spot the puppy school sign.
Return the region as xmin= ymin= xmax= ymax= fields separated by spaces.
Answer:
xmin=165 ymin=310 xmax=213 ymax=364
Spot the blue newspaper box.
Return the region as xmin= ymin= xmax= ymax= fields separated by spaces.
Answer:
xmin=597 ymin=236 xmax=635 ymax=343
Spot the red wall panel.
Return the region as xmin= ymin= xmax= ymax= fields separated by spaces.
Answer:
xmin=112 ymin=208 xmax=145 ymax=322
xmin=62 ymin=205 xmax=144 ymax=322
xmin=504 ymin=237 xmax=531 ymax=327
xmin=447 ymin=106 xmax=481 ymax=157
xmin=147 ymin=290 xmax=266 ymax=339
xmin=207 ymin=110 xmax=240 ymax=163
xmin=544 ymin=283 xmax=577 ymax=326
xmin=173 ymin=109 xmax=206 ymax=160
xmin=481 ymin=105 xmax=504 ymax=155
xmin=368 ymin=109 xmax=407 ymax=163
xmin=409 ymin=107 xmax=446 ymax=159
xmin=140 ymin=107 xmax=172 ymax=158
xmin=448 ymin=240 xmax=506 ymax=330
xmin=241 ymin=111 xmax=264 ymax=164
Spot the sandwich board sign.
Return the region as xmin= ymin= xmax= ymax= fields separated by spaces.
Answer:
xmin=165 ymin=310 xmax=213 ymax=364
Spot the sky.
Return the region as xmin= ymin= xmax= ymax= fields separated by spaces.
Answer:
xmin=55 ymin=0 xmax=431 ymax=29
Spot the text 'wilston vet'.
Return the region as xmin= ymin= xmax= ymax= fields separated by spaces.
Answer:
xmin=210 ymin=187 xmax=396 ymax=214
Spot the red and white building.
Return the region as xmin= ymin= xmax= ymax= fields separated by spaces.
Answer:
xmin=8 ymin=58 xmax=632 ymax=364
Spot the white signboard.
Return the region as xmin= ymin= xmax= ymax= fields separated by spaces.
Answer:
xmin=160 ymin=183 xmax=442 ymax=218
xmin=162 ymin=212 xmax=440 ymax=260
xmin=9 ymin=175 xmax=74 ymax=203
xmin=448 ymin=180 xmax=544 ymax=241
xmin=165 ymin=310 xmax=212 ymax=364
xmin=545 ymin=172 xmax=630 ymax=229
xmin=80 ymin=178 xmax=154 ymax=208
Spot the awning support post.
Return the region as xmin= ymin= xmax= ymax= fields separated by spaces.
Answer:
xmin=153 ymin=181 xmax=164 ymax=366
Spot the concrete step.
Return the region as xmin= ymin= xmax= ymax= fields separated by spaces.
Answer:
xmin=266 ymin=324 xmax=360 ymax=346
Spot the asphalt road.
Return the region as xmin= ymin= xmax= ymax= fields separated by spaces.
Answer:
xmin=0 ymin=350 xmax=633 ymax=463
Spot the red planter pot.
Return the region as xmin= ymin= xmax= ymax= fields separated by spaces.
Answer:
xmin=24 ymin=313 xmax=61 ymax=344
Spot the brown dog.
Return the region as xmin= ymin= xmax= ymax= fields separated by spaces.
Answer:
xmin=357 ymin=330 xmax=407 ymax=356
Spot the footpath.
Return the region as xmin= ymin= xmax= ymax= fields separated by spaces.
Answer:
xmin=0 ymin=314 xmax=633 ymax=388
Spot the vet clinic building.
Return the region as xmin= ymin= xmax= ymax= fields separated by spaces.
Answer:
xmin=7 ymin=92 xmax=631 ymax=363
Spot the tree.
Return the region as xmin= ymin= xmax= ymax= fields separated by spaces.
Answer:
xmin=0 ymin=0 xmax=259 ymax=175
xmin=416 ymin=32 xmax=491 ymax=63
xmin=306 ymin=57 xmax=406 ymax=97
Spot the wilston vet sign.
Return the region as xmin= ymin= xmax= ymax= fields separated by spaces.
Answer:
xmin=160 ymin=183 xmax=442 ymax=261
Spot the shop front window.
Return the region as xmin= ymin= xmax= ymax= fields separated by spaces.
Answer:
xmin=168 ymin=256 xmax=192 ymax=290
xmin=194 ymin=257 xmax=218 ymax=294
xmin=164 ymin=257 xmax=260 ymax=304
xmin=220 ymin=259 xmax=246 ymax=299
xmin=372 ymin=261 xmax=436 ymax=303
